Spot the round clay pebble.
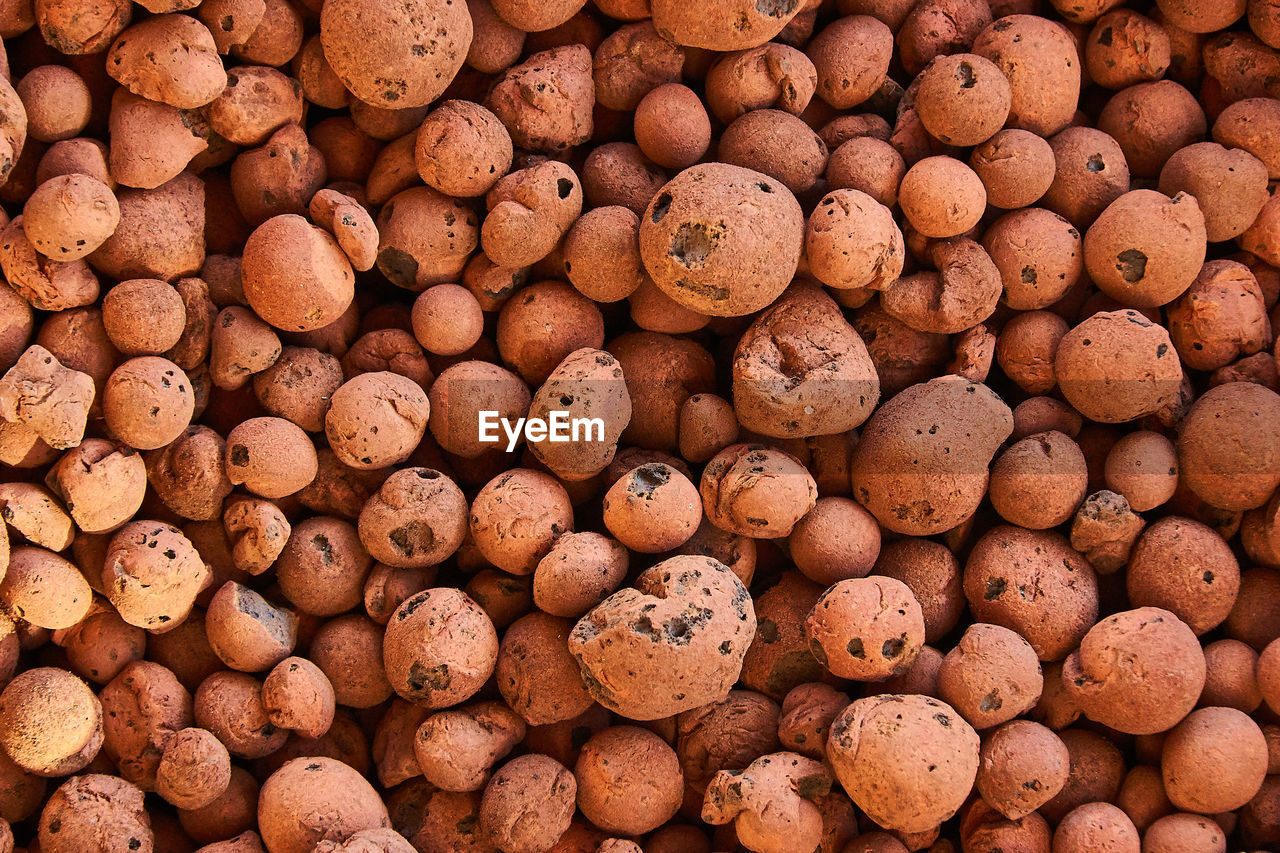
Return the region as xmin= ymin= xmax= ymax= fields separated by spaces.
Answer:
xmin=411 ymin=284 xmax=484 ymax=356
xmin=258 ymin=757 xmax=391 ymax=853
xmin=489 ymin=285 xmax=599 ymax=388
xmin=788 ymin=497 xmax=880 ymax=586
xmin=700 ymin=443 xmax=817 ymax=538
xmin=320 ymin=0 xmax=471 ymax=109
xmin=479 ymin=754 xmax=576 ymax=853
xmin=982 ymin=207 xmax=1082 ymax=311
xmin=383 ymin=588 xmax=498 ymax=708
xmin=1097 ymin=81 xmax=1206 ymax=179
xmin=0 ymin=546 xmax=91 ymax=630
xmin=414 ymin=100 xmax=512 ymax=198
xmin=22 ymin=175 xmax=119 ymax=261
xmin=495 ymin=612 xmax=593 ymax=726
xmin=1177 ymin=382 xmax=1280 ymax=512
xmin=972 ymin=14 xmax=1080 ymax=137
xmin=898 ymin=156 xmax=987 ymax=239
xmin=155 ymin=727 xmax=231 ymax=811
xmin=106 ymin=14 xmax=227 ymax=109
xmin=808 ymin=15 xmax=891 ymax=110
xmin=1104 ymin=431 xmax=1178 ymax=511
xmin=102 ymin=279 xmax=187 ymax=357
xmin=1142 ymin=813 xmax=1227 ymax=853
xmin=1062 ymin=607 xmax=1206 ymax=735
xmin=1162 ymin=706 xmax=1268 ymax=814
xmin=964 ymin=525 xmax=1099 ymax=661
xmin=1083 ymin=10 xmax=1170 ymax=89
xmin=988 ymin=431 xmax=1088 ymax=529
xmin=828 ymin=694 xmax=979 ymax=834
xmin=576 ymin=726 xmax=683 ymax=834
xmin=1200 ymin=638 xmax=1263 ymax=713
xmin=1166 ymin=259 xmax=1270 ymax=372
xmin=568 ymin=555 xmax=755 ymax=720
xmin=242 ymin=215 xmax=355 ymax=333
xmin=633 ymin=84 xmax=710 ymax=170
xmin=262 ymin=656 xmax=336 ymax=739
xmin=307 ymin=615 xmax=393 ymax=709
xmin=936 ymin=623 xmax=1043 ymax=729
xmin=1082 ymin=190 xmax=1207 ymax=307
xmin=1261 ymin=640 xmax=1280 ymax=714
xmin=325 ymin=372 xmax=429 ymax=470
xmin=1055 ymin=310 xmax=1183 ymax=424
xmin=717 ymin=109 xmax=828 ymax=195
xmin=224 ymin=416 xmax=317 ymax=498
xmin=0 ymin=667 xmax=103 ymax=777
xmin=103 ymin=357 xmax=195 ymax=450
xmin=358 ymin=468 xmax=468 ymax=569
xmin=1052 ymin=802 xmax=1139 ymax=853
xmin=976 ymin=720 xmax=1070 ymax=820
xmin=1159 ymin=142 xmax=1269 ymax=242
xmin=874 ymin=537 xmax=965 ymax=644
xmin=915 ymin=53 xmax=1011 ymax=146
xmin=562 ymin=206 xmax=644 ymax=304
xmin=851 ymin=377 xmax=1013 ymax=536
xmin=639 ymin=163 xmax=803 ymax=317
xmin=413 ymin=701 xmax=525 ymax=792
xmin=602 ymin=463 xmax=700 ymax=553
xmin=649 ymin=0 xmax=802 ymax=51
xmin=16 ymin=65 xmax=91 ymax=143
xmin=1126 ymin=517 xmax=1240 ymax=636
xmin=532 ymin=531 xmax=629 ymax=619
xmin=805 ymin=188 xmax=904 ymax=292
xmin=469 ymin=470 xmax=573 ymax=575
xmin=804 ymin=576 xmax=925 ymax=682
xmin=970 ymin=129 xmax=1056 ymax=210
xmin=45 ymin=439 xmax=145 ymax=534
xmin=38 ymin=774 xmax=152 ymax=853
xmin=275 ymin=516 xmax=371 ymax=616
xmin=103 ymin=521 xmax=209 ymax=631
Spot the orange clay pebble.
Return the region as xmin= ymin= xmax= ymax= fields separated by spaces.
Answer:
xmin=602 ymin=462 xmax=700 ymax=552
xmin=569 ymin=555 xmax=755 ymax=719
xmin=0 ymin=345 xmax=95 ymax=450
xmin=102 ymin=521 xmax=210 ymax=631
xmin=638 ymin=163 xmax=803 ymax=317
xmin=261 ymin=656 xmax=336 ymax=739
xmin=411 ymin=284 xmax=484 ymax=356
xmin=224 ymin=416 xmax=318 ymax=498
xmin=0 ymin=667 xmax=103 ymax=777
xmin=154 ymin=727 xmax=231 ymax=811
xmin=383 ymin=587 xmax=498 ymax=708
xmin=324 ymin=372 xmax=429 ymax=470
xmin=22 ymin=175 xmax=119 ymax=261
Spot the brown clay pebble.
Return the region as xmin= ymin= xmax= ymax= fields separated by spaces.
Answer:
xmin=38 ymin=774 xmax=152 ymax=853
xmin=575 ymin=726 xmax=683 ymax=834
xmin=479 ymin=753 xmax=576 ymax=853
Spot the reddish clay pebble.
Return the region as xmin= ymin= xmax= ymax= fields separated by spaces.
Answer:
xmin=569 ymin=555 xmax=755 ymax=720
xmin=383 ymin=588 xmax=498 ymax=708
xmin=1062 ymin=607 xmax=1206 ymax=735
xmin=828 ymin=694 xmax=979 ymax=833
